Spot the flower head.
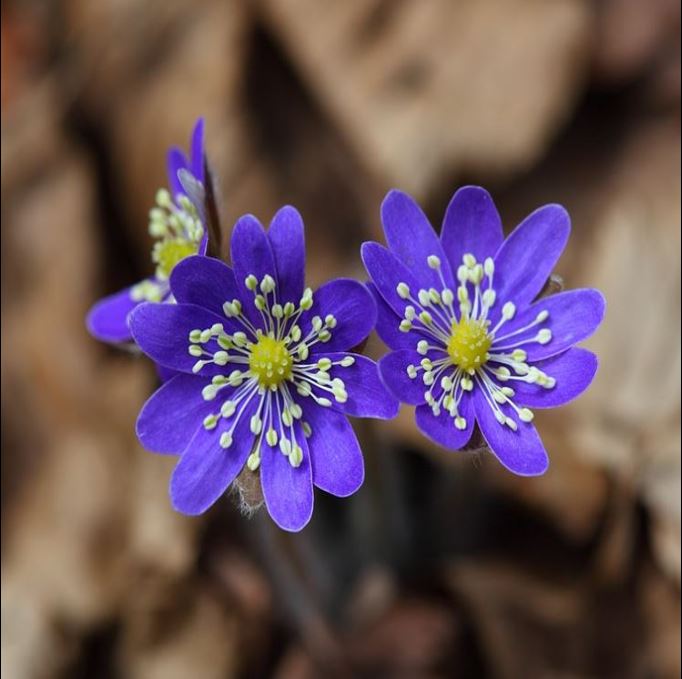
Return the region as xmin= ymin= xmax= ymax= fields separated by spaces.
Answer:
xmin=363 ymin=187 xmax=605 ymax=475
xmin=130 ymin=207 xmax=398 ymax=531
xmin=86 ymin=117 xmax=207 ymax=344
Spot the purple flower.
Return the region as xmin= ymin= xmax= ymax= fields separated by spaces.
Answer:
xmin=363 ymin=187 xmax=605 ymax=475
xmin=129 ymin=207 xmax=399 ymax=531
xmin=86 ymin=117 xmax=207 ymax=344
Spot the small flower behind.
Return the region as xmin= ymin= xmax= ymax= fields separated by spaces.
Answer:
xmin=363 ymin=187 xmax=605 ymax=475
xmin=86 ymin=117 xmax=207 ymax=344
xmin=130 ymin=207 xmax=399 ymax=531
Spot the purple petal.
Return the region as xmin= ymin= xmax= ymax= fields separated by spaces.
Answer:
xmin=166 ymin=147 xmax=189 ymax=199
xmin=230 ymin=214 xmax=277 ymax=330
xmin=86 ymin=285 xmax=140 ymax=343
xmin=513 ymin=348 xmax=598 ymax=409
xmin=302 ymin=400 xmax=364 ymax=497
xmin=268 ymin=206 xmax=305 ymax=305
xmin=156 ymin=364 xmax=180 ymax=383
xmin=367 ymin=282 xmax=417 ymax=351
xmin=473 ymin=389 xmax=549 ymax=476
xmin=441 ymin=186 xmax=503 ymax=270
xmin=361 ymin=241 xmax=423 ymax=317
xmin=261 ymin=421 xmax=313 ymax=532
xmin=491 ymin=289 xmax=605 ymax=361
xmin=170 ymin=255 xmax=241 ymax=320
xmin=492 ymin=204 xmax=570 ymax=315
xmin=136 ymin=374 xmax=212 ymax=453
xmin=415 ymin=393 xmax=474 ymax=450
xmin=170 ymin=400 xmax=254 ymax=515
xmin=378 ymin=350 xmax=427 ymax=405
xmin=320 ymin=353 xmax=399 ymax=419
xmin=300 ymin=279 xmax=376 ymax=353
xmin=129 ymin=302 xmax=230 ymax=375
xmin=189 ymin=117 xmax=205 ymax=182
xmin=381 ymin=190 xmax=455 ymax=289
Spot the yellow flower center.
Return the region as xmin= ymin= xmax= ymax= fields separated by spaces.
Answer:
xmin=447 ymin=318 xmax=492 ymax=372
xmin=153 ymin=238 xmax=198 ymax=278
xmin=249 ymin=335 xmax=293 ymax=388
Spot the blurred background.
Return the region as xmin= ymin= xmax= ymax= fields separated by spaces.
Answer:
xmin=1 ymin=0 xmax=680 ymax=677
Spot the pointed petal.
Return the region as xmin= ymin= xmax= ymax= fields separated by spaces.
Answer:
xmin=441 ymin=186 xmax=503 ymax=270
xmin=268 ymin=206 xmax=305 ymax=305
xmin=513 ymin=348 xmax=598 ymax=408
xmin=473 ymin=389 xmax=549 ymax=476
xmin=166 ymin=147 xmax=189 ymax=199
xmin=361 ymin=241 xmax=423 ymax=317
xmin=381 ymin=189 xmax=454 ymax=289
xmin=415 ymin=393 xmax=474 ymax=450
xmin=170 ymin=400 xmax=254 ymax=515
xmin=230 ymin=214 xmax=277 ymax=330
xmin=302 ymin=400 xmax=364 ymax=497
xmin=136 ymin=374 xmax=213 ymax=453
xmin=378 ymin=350 xmax=427 ymax=405
xmin=261 ymin=421 xmax=314 ymax=531
xmin=189 ymin=117 xmax=205 ymax=182
xmin=492 ymin=204 xmax=570 ymax=314
xmin=299 ymin=279 xmax=375 ymax=353
xmin=170 ymin=255 xmax=241 ymax=319
xmin=491 ymin=289 xmax=605 ymax=361
xmin=86 ymin=285 xmax=140 ymax=343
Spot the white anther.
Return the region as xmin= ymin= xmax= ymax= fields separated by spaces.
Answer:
xmin=404 ymin=305 xmax=416 ymax=321
xmin=221 ymin=401 xmax=236 ymax=418
xmin=317 ymin=358 xmax=332 ymax=371
xmin=284 ymin=302 xmax=295 ymax=316
xmin=260 ymin=274 xmax=276 ymax=294
xmin=289 ymin=445 xmax=303 ymax=468
xmin=417 ymin=340 xmax=429 ymax=355
xmin=484 ymin=257 xmax=495 ymax=277
xmin=407 ymin=364 xmax=417 ymax=379
xmin=463 ymin=253 xmax=477 ymax=268
xmin=457 ymin=286 xmax=469 ymax=303
xmin=442 ymin=289 xmax=454 ymax=306
xmin=418 ymin=289 xmax=431 ymax=307
xmin=505 ymin=417 xmax=518 ymax=431
xmin=519 ymin=408 xmax=534 ymax=423
xmin=318 ymin=330 xmax=331 ymax=342
xmin=290 ymin=326 xmax=302 ymax=342
xmin=455 ymin=417 xmax=467 ymax=430
xmin=470 ymin=264 xmax=484 ymax=285
xmin=302 ymin=422 xmax=312 ymax=438
xmin=429 ymin=288 xmax=441 ymax=304
xmin=317 ymin=397 xmax=332 ymax=407
xmin=245 ymin=274 xmax=258 ymax=291
xmin=537 ymin=329 xmax=552 ymax=344
xmin=189 ymin=345 xmax=203 ymax=357
xmin=423 ymin=372 xmax=435 ymax=386
xmin=511 ymin=349 xmax=527 ymax=362
xmin=272 ymin=304 xmax=283 ymax=318
xmin=400 ymin=320 xmax=412 ymax=332
xmin=420 ymin=358 xmax=433 ymax=371
xmin=247 ymin=451 xmax=261 ymax=471
xmin=211 ymin=323 xmax=224 ymax=335
xmin=441 ymin=376 xmax=453 ymax=390
xmin=461 ymin=378 xmax=474 ymax=391
xmin=502 ymin=302 xmax=516 ymax=320
xmin=200 ymin=329 xmax=212 ymax=343
xmin=340 ymin=356 xmax=355 ymax=367
xmin=396 ymin=283 xmax=410 ymax=299
xmin=482 ymin=289 xmax=496 ymax=308
xmin=250 ymin=415 xmax=262 ymax=435
xmin=203 ymin=414 xmax=218 ymax=430
xmin=220 ymin=432 xmax=233 ymax=448
xmin=536 ymin=310 xmax=549 ymax=323
xmin=297 ymin=344 xmax=309 ymax=361
xmin=300 ymin=288 xmax=314 ymax=310
xmin=419 ymin=311 xmax=432 ymax=325
xmin=213 ymin=351 xmax=229 ymax=366
xmin=233 ymin=332 xmax=247 ymax=346
xmin=279 ymin=438 xmax=292 ymax=456
xmin=427 ymin=255 xmax=441 ymax=269
xmin=457 ymin=265 xmax=468 ymax=283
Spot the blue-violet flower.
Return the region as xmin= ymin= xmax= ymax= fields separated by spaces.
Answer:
xmin=87 ymin=117 xmax=207 ymax=343
xmin=362 ymin=187 xmax=605 ymax=475
xmin=130 ymin=207 xmax=399 ymax=531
